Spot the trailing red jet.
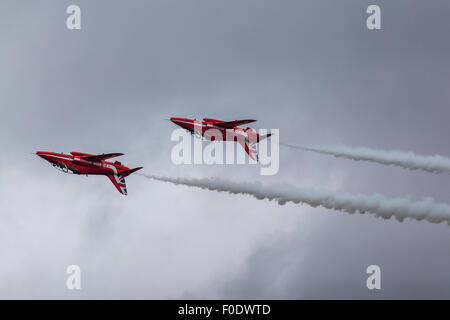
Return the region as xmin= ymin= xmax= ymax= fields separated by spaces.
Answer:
xmin=170 ymin=117 xmax=272 ymax=161
xmin=36 ymin=151 xmax=143 ymax=195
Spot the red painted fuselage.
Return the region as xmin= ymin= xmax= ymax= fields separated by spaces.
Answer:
xmin=36 ymin=151 xmax=143 ymax=195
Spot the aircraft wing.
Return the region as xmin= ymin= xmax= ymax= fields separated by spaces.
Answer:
xmin=211 ymin=119 xmax=257 ymax=129
xmin=78 ymin=153 xmax=124 ymax=162
xmin=106 ymin=167 xmax=142 ymax=195
xmin=107 ymin=175 xmax=127 ymax=195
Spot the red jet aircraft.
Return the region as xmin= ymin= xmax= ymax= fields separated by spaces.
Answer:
xmin=170 ymin=117 xmax=272 ymax=161
xmin=36 ymin=151 xmax=143 ymax=195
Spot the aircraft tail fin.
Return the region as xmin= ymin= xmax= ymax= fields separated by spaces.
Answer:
xmin=238 ymin=139 xmax=259 ymax=162
xmin=247 ymin=142 xmax=259 ymax=162
xmin=257 ymin=133 xmax=272 ymax=143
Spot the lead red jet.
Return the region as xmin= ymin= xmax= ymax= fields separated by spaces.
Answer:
xmin=170 ymin=117 xmax=272 ymax=161
xmin=36 ymin=151 xmax=143 ymax=195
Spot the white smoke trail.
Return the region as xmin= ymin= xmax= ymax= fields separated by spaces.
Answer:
xmin=141 ymin=174 xmax=450 ymax=225
xmin=281 ymin=143 xmax=450 ymax=174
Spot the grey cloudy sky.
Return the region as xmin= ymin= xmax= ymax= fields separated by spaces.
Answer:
xmin=1 ymin=0 xmax=450 ymax=299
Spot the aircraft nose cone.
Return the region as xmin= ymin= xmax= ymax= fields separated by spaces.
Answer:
xmin=36 ymin=151 xmax=49 ymax=160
